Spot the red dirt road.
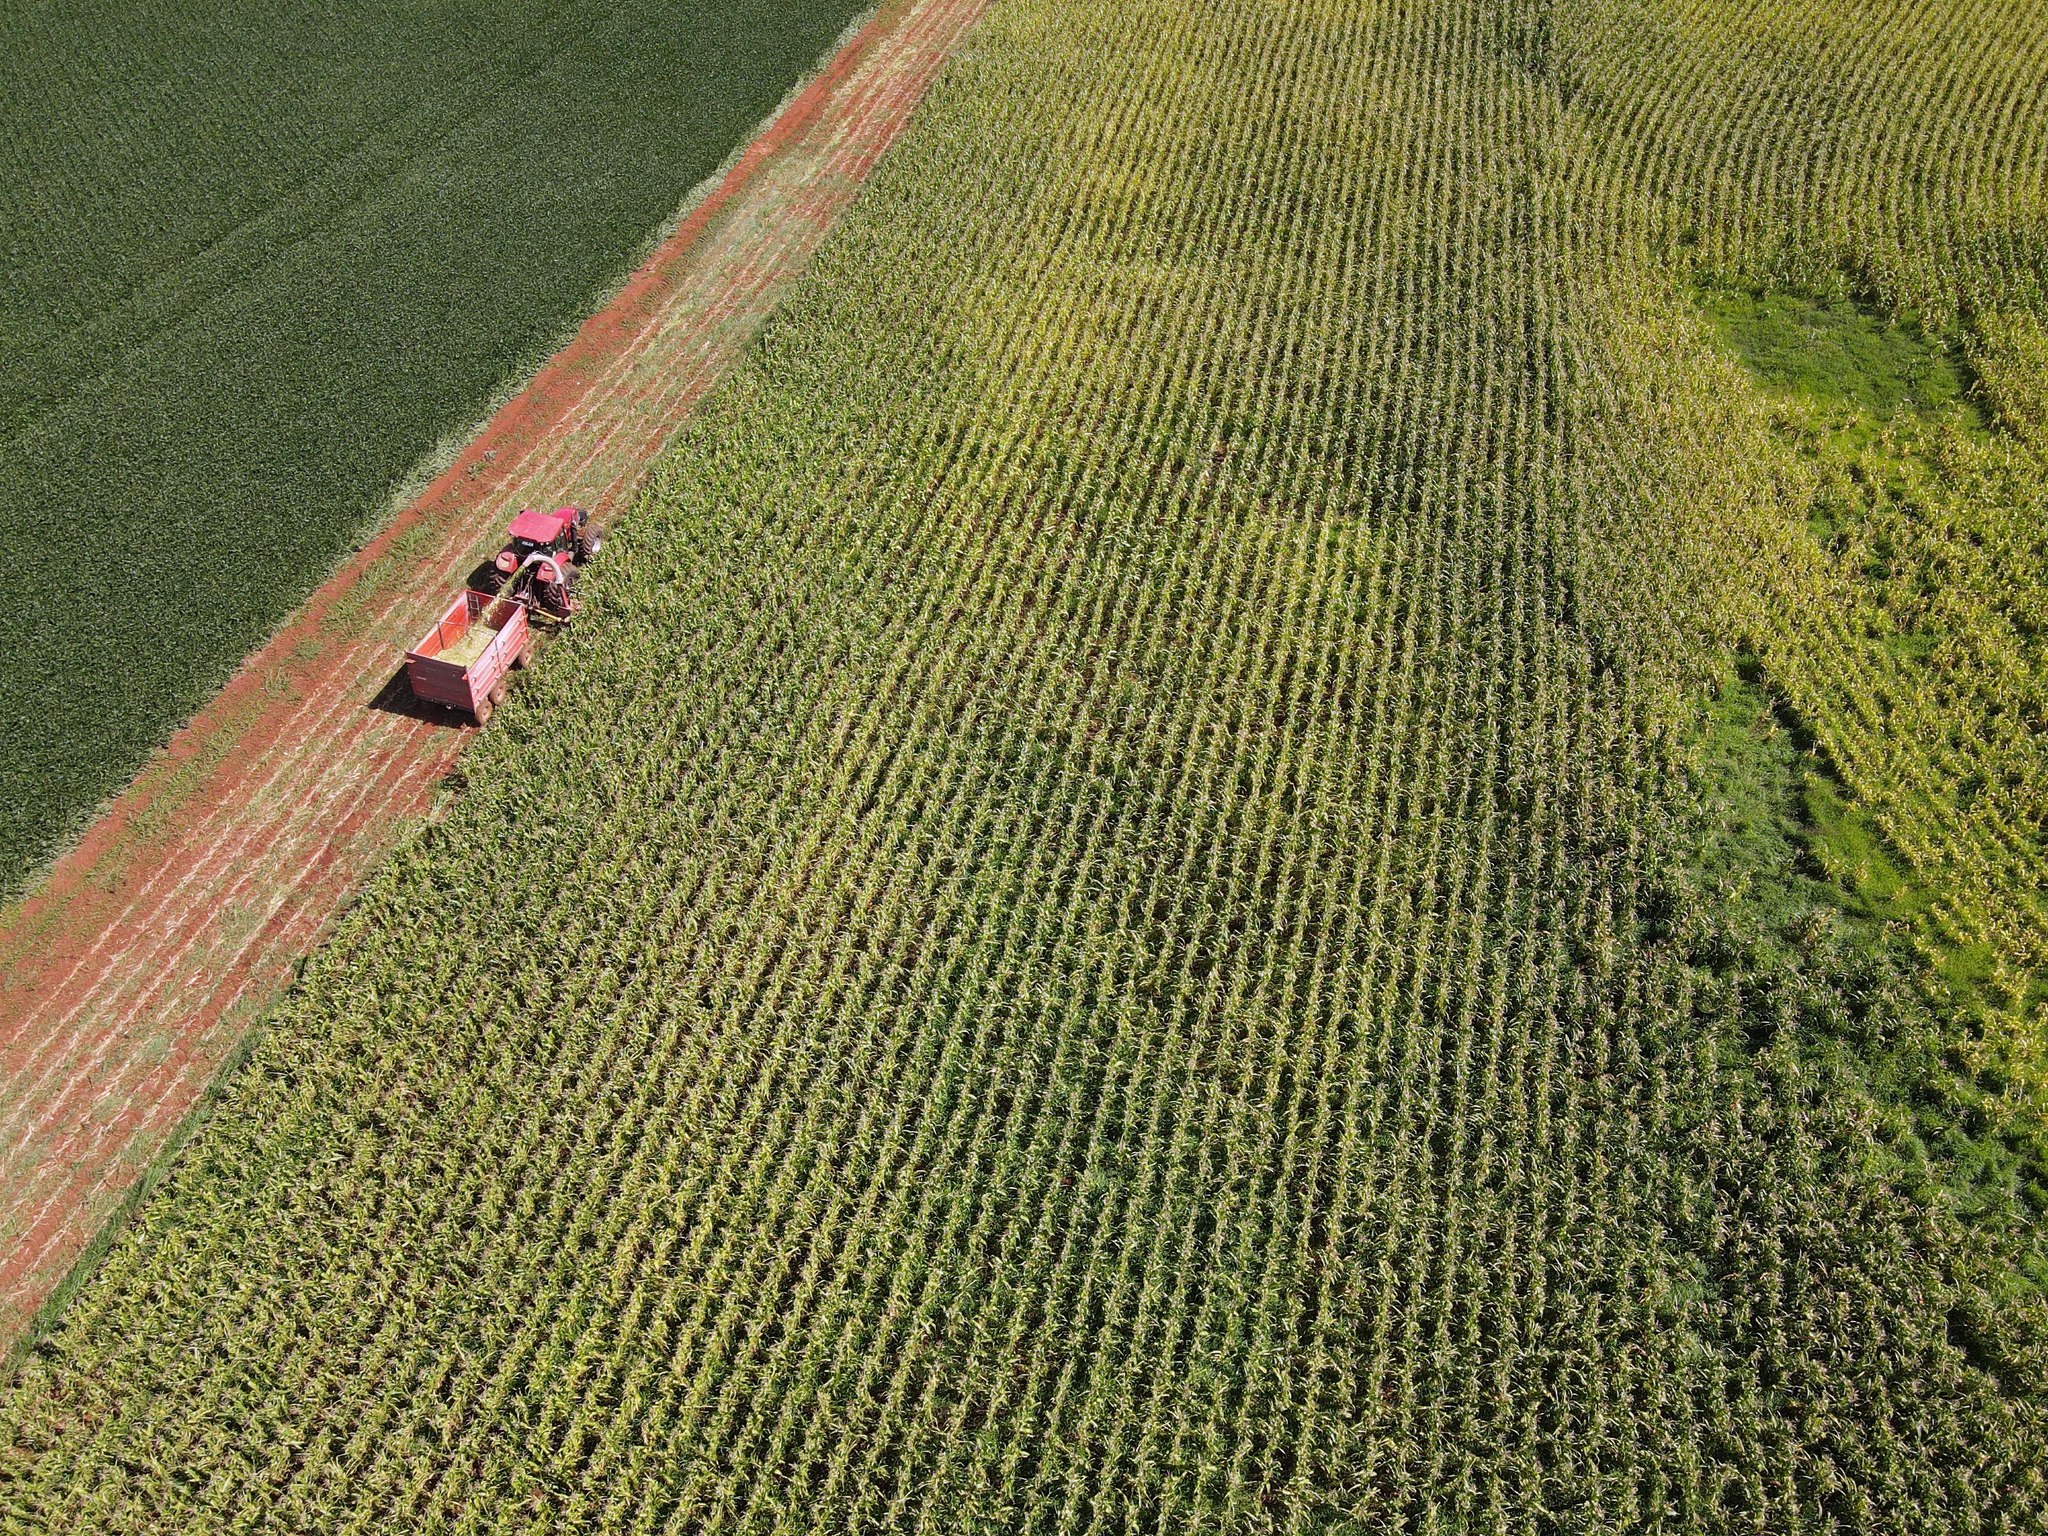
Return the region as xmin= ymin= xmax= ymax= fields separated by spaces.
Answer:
xmin=0 ymin=0 xmax=988 ymax=1351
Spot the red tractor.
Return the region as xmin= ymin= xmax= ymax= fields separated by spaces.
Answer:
xmin=408 ymin=503 xmax=606 ymax=721
xmin=482 ymin=505 xmax=602 ymax=619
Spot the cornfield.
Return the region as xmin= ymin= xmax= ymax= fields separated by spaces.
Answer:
xmin=4 ymin=0 xmax=2046 ymax=1529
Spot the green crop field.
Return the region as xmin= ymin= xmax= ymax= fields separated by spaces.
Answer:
xmin=5 ymin=0 xmax=2048 ymax=1528
xmin=0 ymin=0 xmax=866 ymax=892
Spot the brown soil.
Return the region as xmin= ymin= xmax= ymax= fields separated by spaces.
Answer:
xmin=0 ymin=0 xmax=989 ymax=1353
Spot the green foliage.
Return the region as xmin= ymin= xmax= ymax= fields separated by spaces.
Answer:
xmin=1698 ymin=285 xmax=1978 ymax=423
xmin=1800 ymin=775 xmax=1924 ymax=923
xmin=0 ymin=0 xmax=867 ymax=891
xmin=5 ymin=0 xmax=2048 ymax=1528
xmin=1684 ymin=271 xmax=2048 ymax=1106
xmin=1686 ymin=669 xmax=2047 ymax=1282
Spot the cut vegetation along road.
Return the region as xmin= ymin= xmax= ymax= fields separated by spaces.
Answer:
xmin=0 ymin=0 xmax=874 ymax=890
xmin=6 ymin=0 xmax=2048 ymax=1529
xmin=0 ymin=0 xmax=988 ymax=1354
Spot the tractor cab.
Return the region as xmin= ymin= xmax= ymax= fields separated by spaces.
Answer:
xmin=488 ymin=505 xmax=602 ymax=590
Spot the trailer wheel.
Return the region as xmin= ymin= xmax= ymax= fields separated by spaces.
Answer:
xmin=511 ymin=639 xmax=534 ymax=670
xmin=488 ymin=680 xmax=508 ymax=707
xmin=473 ymin=698 xmax=494 ymax=726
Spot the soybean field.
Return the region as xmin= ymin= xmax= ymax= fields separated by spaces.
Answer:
xmin=5 ymin=0 xmax=2048 ymax=1530
xmin=0 ymin=0 xmax=867 ymax=890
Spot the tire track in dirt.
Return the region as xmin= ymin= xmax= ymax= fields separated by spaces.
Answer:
xmin=0 ymin=0 xmax=989 ymax=1351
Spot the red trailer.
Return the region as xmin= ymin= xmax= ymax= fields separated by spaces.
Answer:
xmin=404 ymin=590 xmax=530 ymax=723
